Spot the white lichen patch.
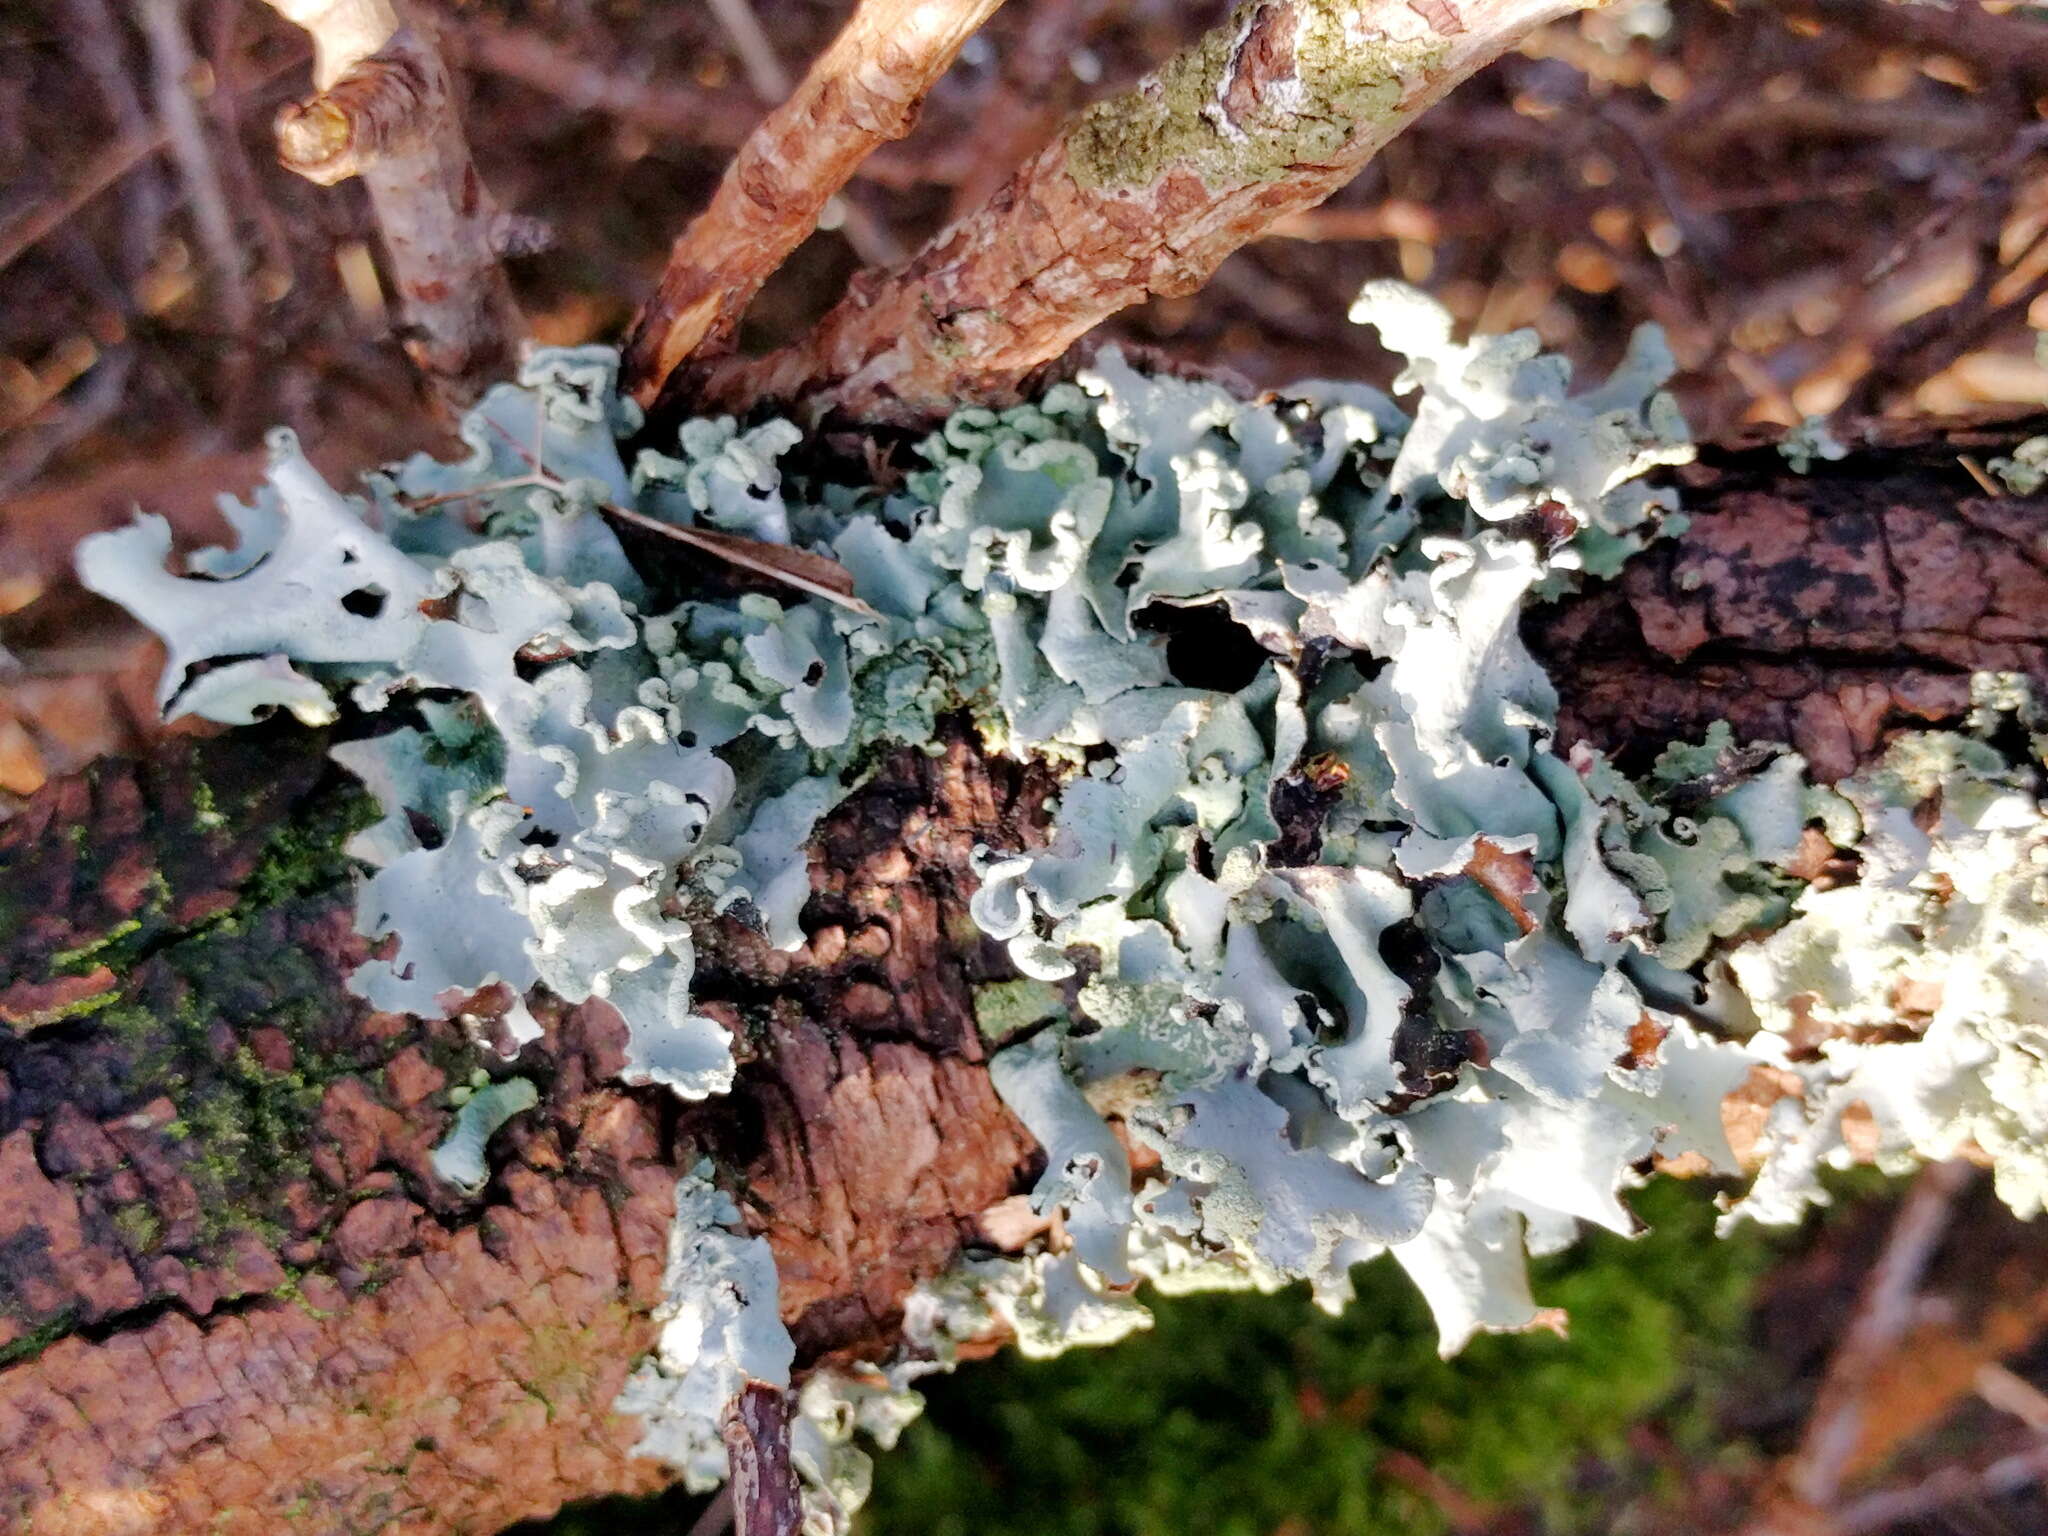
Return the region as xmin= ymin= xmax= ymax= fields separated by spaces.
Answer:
xmin=81 ymin=287 xmax=2046 ymax=1495
xmin=614 ymin=1163 xmax=794 ymax=1491
xmin=1727 ymin=726 xmax=2048 ymax=1225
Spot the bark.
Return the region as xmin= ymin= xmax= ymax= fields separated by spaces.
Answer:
xmin=1 ymin=419 xmax=2043 ymax=1532
xmin=1528 ymin=419 xmax=2048 ymax=782
xmin=668 ymin=0 xmax=1601 ymax=426
xmin=618 ymin=0 xmax=1006 ymax=407
xmin=265 ymin=1 xmax=526 ymax=409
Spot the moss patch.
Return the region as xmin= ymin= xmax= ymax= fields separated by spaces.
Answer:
xmin=0 ymin=1307 xmax=78 ymax=1370
xmin=859 ymin=1180 xmax=1778 ymax=1536
xmin=973 ymin=978 xmax=1068 ymax=1047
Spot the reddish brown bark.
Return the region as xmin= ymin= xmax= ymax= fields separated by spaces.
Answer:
xmin=619 ymin=0 xmax=1007 ymax=406
xmin=0 ymin=722 xmax=1045 ymax=1534
xmin=1528 ymin=420 xmax=2048 ymax=782
xmin=1 ymin=420 xmax=2043 ymax=1532
xmin=669 ymin=0 xmax=1593 ymax=426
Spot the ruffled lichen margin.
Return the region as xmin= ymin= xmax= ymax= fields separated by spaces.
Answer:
xmin=78 ymin=287 xmax=2048 ymax=1530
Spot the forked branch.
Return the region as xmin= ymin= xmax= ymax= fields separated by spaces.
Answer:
xmin=619 ymin=0 xmax=1007 ymax=407
xmin=675 ymin=0 xmax=1605 ymax=425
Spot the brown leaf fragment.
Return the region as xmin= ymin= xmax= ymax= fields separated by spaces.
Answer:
xmin=1463 ymin=837 xmax=1542 ymax=935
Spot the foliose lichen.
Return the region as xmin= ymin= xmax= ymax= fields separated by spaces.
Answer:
xmin=78 ymin=284 xmax=2046 ymax=1523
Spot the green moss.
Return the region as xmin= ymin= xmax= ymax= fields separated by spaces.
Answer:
xmin=111 ymin=1203 xmax=163 ymax=1253
xmin=234 ymin=778 xmax=375 ymax=916
xmin=859 ymin=1180 xmax=1777 ymax=1536
xmin=974 ymin=978 xmax=1069 ymax=1046
xmin=47 ymin=919 xmax=143 ymax=976
xmin=0 ymin=1307 xmax=78 ymax=1370
xmin=1066 ymin=0 xmax=1448 ymax=192
xmin=16 ymin=988 xmax=119 ymax=1027
xmin=270 ymin=1270 xmax=335 ymax=1321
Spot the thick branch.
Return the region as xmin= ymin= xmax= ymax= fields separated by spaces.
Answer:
xmin=672 ymin=0 xmax=1599 ymax=425
xmin=265 ymin=0 xmax=526 ymax=408
xmin=619 ymin=0 xmax=1005 ymax=407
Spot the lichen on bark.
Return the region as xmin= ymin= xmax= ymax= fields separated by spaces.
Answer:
xmin=1066 ymin=0 xmax=1447 ymax=191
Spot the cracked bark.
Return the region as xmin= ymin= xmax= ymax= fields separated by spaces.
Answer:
xmin=0 ymin=418 xmax=2043 ymax=1533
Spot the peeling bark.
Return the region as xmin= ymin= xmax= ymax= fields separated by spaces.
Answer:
xmin=2 ymin=421 xmax=2044 ymax=1531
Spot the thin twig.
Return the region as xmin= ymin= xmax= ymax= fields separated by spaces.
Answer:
xmin=0 ymin=47 xmax=308 ymax=279
xmin=678 ymin=0 xmax=1604 ymax=426
xmin=594 ymin=498 xmax=878 ymax=618
xmin=1784 ymin=1158 xmax=1977 ymax=1513
xmin=1975 ymin=1361 xmax=2048 ymax=1433
xmin=620 ymin=0 xmax=1005 ymax=406
xmin=444 ymin=419 xmax=880 ymax=619
xmin=138 ymin=0 xmax=255 ymax=332
xmin=1834 ymin=1438 xmax=2048 ymax=1535
xmin=704 ymin=0 xmax=902 ymax=268
xmin=0 ymin=127 xmax=170 ymax=279
xmin=706 ymin=0 xmax=794 ymax=102
xmin=64 ymin=0 xmax=171 ymax=283
xmin=460 ymin=21 xmax=758 ymax=147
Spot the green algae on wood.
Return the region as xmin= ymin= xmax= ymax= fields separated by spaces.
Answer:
xmin=1066 ymin=1 xmax=1451 ymax=192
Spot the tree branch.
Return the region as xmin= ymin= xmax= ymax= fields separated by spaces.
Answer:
xmin=669 ymin=0 xmax=1602 ymax=426
xmin=139 ymin=0 xmax=255 ymax=334
xmin=263 ymin=0 xmax=526 ymax=408
xmin=619 ymin=0 xmax=1005 ymax=408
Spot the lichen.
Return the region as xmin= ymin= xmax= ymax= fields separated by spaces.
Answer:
xmin=430 ymin=1075 xmax=540 ymax=1194
xmin=82 ymin=283 xmax=2045 ymax=1508
xmin=1065 ymin=1 xmax=1449 ymax=192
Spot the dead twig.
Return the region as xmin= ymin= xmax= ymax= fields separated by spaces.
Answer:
xmin=138 ymin=0 xmax=255 ymax=333
xmin=676 ymin=0 xmax=1605 ymax=427
xmin=720 ymin=1384 xmax=803 ymax=1536
xmin=417 ymin=418 xmax=879 ymax=618
xmin=1832 ymin=1439 xmax=2048 ymax=1536
xmin=460 ymin=21 xmax=759 ymax=149
xmin=1744 ymin=1158 xmax=1978 ymax=1536
xmin=262 ymin=0 xmax=525 ymax=409
xmin=64 ymin=0 xmax=171 ymax=284
xmin=0 ymin=127 xmax=171 ymax=280
xmin=619 ymin=0 xmax=1006 ymax=407
xmin=704 ymin=0 xmax=903 ymax=269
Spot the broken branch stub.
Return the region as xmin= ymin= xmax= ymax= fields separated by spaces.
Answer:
xmin=619 ymin=0 xmax=1007 ymax=408
xmin=674 ymin=0 xmax=1601 ymax=426
xmin=264 ymin=0 xmax=526 ymax=408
